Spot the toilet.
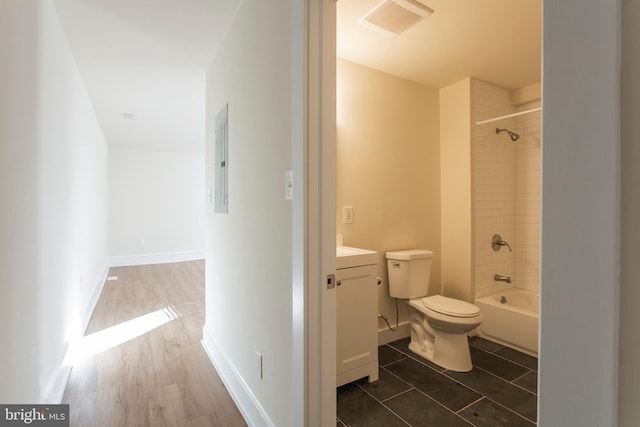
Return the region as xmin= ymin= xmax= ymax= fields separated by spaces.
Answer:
xmin=386 ymin=249 xmax=483 ymax=372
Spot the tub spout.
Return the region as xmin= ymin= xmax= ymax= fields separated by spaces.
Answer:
xmin=494 ymin=274 xmax=512 ymax=283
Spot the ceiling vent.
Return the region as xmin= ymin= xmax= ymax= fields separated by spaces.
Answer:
xmin=359 ymin=0 xmax=433 ymax=36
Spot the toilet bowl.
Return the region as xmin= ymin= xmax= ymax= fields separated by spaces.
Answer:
xmin=386 ymin=249 xmax=484 ymax=372
xmin=407 ymin=295 xmax=483 ymax=372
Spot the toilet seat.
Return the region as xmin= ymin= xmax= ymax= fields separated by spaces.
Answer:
xmin=422 ymin=295 xmax=481 ymax=318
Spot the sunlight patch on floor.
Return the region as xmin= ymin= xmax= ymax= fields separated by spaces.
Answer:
xmin=66 ymin=306 xmax=181 ymax=364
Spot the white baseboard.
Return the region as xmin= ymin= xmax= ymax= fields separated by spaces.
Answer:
xmin=377 ymin=321 xmax=411 ymax=346
xmin=44 ymin=262 xmax=110 ymax=403
xmin=42 ymin=343 xmax=71 ymax=404
xmin=82 ymin=264 xmax=110 ymax=333
xmin=110 ymin=250 xmax=205 ymax=267
xmin=201 ymin=326 xmax=276 ymax=427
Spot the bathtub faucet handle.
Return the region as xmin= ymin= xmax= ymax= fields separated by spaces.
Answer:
xmin=492 ymin=234 xmax=513 ymax=252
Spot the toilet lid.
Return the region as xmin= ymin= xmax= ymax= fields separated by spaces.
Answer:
xmin=422 ymin=295 xmax=481 ymax=318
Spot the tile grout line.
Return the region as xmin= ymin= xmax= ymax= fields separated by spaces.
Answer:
xmin=374 ymin=368 xmax=417 ymax=403
xmin=442 ymin=364 xmax=537 ymax=398
xmin=345 ymin=341 xmax=538 ymax=427
xmin=356 ymin=368 xmax=473 ymax=427
xmin=439 ymin=366 xmax=537 ymax=423
xmin=378 ymin=387 xmax=415 ymax=404
xmin=468 ymin=354 xmax=537 ymax=389
xmin=472 ymin=354 xmax=538 ymax=396
xmin=354 ymin=370 xmax=414 ymax=404
xmin=407 ymin=386 xmax=478 ymax=427
xmin=464 ymin=395 xmax=538 ymax=426
xmin=385 ymin=344 xmax=447 ymax=373
xmin=387 ymin=342 xmax=537 ymax=422
xmin=455 ymin=396 xmax=486 ymax=414
xmin=372 ymin=358 xmax=483 ymax=427
xmin=510 ymin=369 xmax=533 ymax=384
xmin=379 ymin=407 xmax=413 ymax=427
xmin=485 ymin=345 xmax=538 ymax=369
xmin=508 ymin=375 xmax=538 ymax=395
xmin=353 ymin=377 xmax=414 ymax=424
xmin=471 ymin=344 xmax=539 ymax=373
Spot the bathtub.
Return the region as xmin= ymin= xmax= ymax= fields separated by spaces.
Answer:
xmin=475 ymin=288 xmax=539 ymax=356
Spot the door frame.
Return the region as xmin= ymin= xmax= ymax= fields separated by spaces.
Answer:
xmin=305 ymin=1 xmax=622 ymax=426
xmin=302 ymin=0 xmax=337 ymax=425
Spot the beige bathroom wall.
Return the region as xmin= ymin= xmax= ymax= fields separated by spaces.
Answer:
xmin=336 ymin=59 xmax=441 ymax=341
xmin=439 ymin=78 xmax=474 ymax=302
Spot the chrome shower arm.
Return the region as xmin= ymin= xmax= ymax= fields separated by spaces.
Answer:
xmin=495 ymin=127 xmax=520 ymax=142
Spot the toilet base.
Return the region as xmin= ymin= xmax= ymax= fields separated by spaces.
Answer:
xmin=409 ymin=331 xmax=473 ymax=372
xmin=409 ymin=311 xmax=474 ymax=372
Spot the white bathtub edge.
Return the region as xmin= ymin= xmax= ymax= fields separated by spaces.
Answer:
xmin=475 ymin=288 xmax=539 ymax=356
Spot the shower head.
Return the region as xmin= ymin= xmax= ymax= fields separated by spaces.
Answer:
xmin=496 ymin=127 xmax=520 ymax=142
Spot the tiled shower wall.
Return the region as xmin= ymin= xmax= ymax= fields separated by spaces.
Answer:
xmin=472 ymin=80 xmax=540 ymax=298
xmin=473 ymin=80 xmax=516 ymax=298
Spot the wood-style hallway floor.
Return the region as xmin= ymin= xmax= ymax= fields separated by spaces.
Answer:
xmin=62 ymin=261 xmax=247 ymax=427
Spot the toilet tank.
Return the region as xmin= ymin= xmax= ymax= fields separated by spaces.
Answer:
xmin=386 ymin=249 xmax=433 ymax=299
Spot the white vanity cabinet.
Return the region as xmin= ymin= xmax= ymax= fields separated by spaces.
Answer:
xmin=336 ymin=246 xmax=379 ymax=387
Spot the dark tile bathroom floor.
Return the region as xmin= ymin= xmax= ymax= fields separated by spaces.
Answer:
xmin=337 ymin=337 xmax=538 ymax=427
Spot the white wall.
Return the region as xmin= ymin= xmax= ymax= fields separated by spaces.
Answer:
xmin=202 ymin=0 xmax=299 ymax=425
xmin=0 ymin=0 xmax=109 ymax=402
xmin=619 ymin=0 xmax=640 ymax=425
xmin=540 ymin=0 xmax=620 ymax=425
xmin=109 ymin=146 xmax=205 ymax=266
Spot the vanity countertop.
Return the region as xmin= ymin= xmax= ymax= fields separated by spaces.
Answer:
xmin=336 ymin=245 xmax=378 ymax=269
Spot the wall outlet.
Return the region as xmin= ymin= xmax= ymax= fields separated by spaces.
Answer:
xmin=255 ymin=350 xmax=263 ymax=379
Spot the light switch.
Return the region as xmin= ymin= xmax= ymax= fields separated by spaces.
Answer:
xmin=285 ymin=170 xmax=293 ymax=200
xmin=343 ymin=206 xmax=353 ymax=224
xmin=214 ymin=104 xmax=229 ymax=213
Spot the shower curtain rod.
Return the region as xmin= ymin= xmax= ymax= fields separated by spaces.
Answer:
xmin=475 ymin=107 xmax=542 ymax=126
